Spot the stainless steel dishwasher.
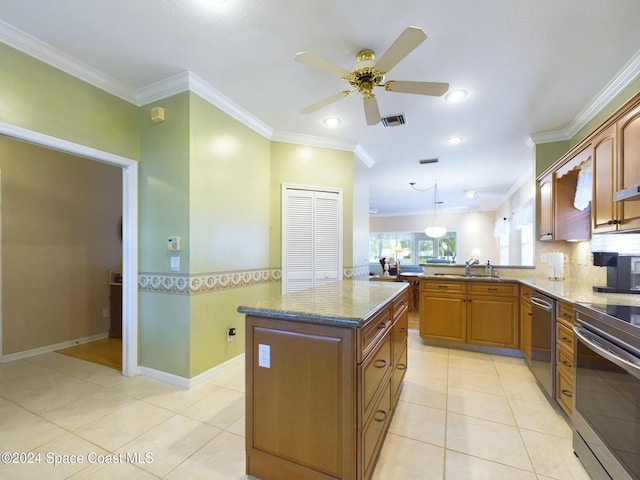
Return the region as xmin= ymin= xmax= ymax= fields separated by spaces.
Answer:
xmin=529 ymin=292 xmax=555 ymax=398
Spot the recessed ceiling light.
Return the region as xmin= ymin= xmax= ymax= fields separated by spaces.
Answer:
xmin=447 ymin=136 xmax=464 ymax=145
xmin=323 ymin=117 xmax=342 ymax=127
xmin=464 ymin=190 xmax=478 ymax=200
xmin=444 ymin=90 xmax=468 ymax=102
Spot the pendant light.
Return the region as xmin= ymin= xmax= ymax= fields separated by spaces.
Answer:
xmin=424 ymin=181 xmax=447 ymax=238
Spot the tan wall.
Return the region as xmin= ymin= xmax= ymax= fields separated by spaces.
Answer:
xmin=1 ymin=136 xmax=122 ymax=355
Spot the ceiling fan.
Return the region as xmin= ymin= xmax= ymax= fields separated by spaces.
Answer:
xmin=295 ymin=26 xmax=449 ymax=126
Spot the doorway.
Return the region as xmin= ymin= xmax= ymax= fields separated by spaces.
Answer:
xmin=0 ymin=122 xmax=138 ymax=376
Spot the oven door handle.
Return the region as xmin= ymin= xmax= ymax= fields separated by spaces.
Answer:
xmin=573 ymin=325 xmax=640 ymax=380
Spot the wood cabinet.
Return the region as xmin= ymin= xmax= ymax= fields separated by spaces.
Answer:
xmin=555 ymin=300 xmax=575 ymax=417
xmin=245 ymin=287 xmax=409 ymax=480
xmin=615 ymin=104 xmax=640 ymax=231
xmin=538 ymin=175 xmax=553 ymax=241
xmin=520 ymin=285 xmax=533 ymax=363
xmin=591 ymin=103 xmax=640 ymax=233
xmin=537 ymin=145 xmax=591 ymax=241
xmin=420 ymin=280 xmax=519 ymax=349
xmin=592 ymin=125 xmax=618 ymax=233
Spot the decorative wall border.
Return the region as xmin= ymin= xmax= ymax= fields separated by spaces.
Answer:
xmin=139 ymin=265 xmax=370 ymax=295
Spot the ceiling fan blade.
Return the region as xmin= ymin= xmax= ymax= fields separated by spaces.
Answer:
xmin=363 ymin=96 xmax=381 ymax=126
xmin=300 ymin=90 xmax=351 ymax=114
xmin=295 ymin=51 xmax=350 ymax=78
xmin=373 ymin=26 xmax=427 ymax=74
xmin=385 ymin=81 xmax=449 ymax=96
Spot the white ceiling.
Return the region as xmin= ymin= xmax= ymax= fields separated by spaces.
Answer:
xmin=1 ymin=0 xmax=639 ymax=217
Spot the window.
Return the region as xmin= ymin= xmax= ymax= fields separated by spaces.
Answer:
xmin=370 ymin=231 xmax=457 ymax=265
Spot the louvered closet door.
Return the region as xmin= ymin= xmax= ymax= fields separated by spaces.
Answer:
xmin=282 ymin=186 xmax=343 ymax=294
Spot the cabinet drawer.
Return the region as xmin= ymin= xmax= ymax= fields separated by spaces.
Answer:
xmin=557 ymin=344 xmax=574 ymax=378
xmin=421 ymin=280 xmax=466 ymax=294
xmin=392 ymin=289 xmax=410 ymax=320
xmin=360 ymin=381 xmax=391 ymax=480
xmin=520 ymin=285 xmax=533 ymax=302
xmin=391 ymin=346 xmax=407 ymax=403
xmin=557 ymin=301 xmax=575 ymax=326
xmin=359 ymin=306 xmax=392 ymax=362
xmin=468 ymin=282 xmax=518 ymax=297
xmin=556 ymin=370 xmax=573 ymax=417
xmin=359 ymin=334 xmax=392 ymax=423
xmin=392 ymin=311 xmax=408 ymax=364
xmin=557 ymin=321 xmax=574 ymax=352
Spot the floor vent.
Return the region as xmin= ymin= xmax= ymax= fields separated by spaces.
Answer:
xmin=381 ymin=114 xmax=406 ymax=128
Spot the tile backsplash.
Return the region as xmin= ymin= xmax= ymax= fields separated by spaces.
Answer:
xmin=535 ymin=233 xmax=640 ymax=284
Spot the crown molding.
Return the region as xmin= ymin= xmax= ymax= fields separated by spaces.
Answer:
xmin=0 ymin=19 xmax=137 ymax=104
xmin=530 ymin=48 xmax=640 ymax=145
xmin=271 ymin=130 xmax=357 ymax=152
xmin=354 ymin=144 xmax=376 ymax=167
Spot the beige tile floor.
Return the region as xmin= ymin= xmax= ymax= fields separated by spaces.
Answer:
xmin=0 ymin=329 xmax=590 ymax=480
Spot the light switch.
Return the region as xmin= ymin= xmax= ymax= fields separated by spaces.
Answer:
xmin=258 ymin=344 xmax=270 ymax=368
xmin=170 ymin=256 xmax=180 ymax=271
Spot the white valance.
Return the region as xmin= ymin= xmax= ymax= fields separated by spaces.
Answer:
xmin=512 ymin=202 xmax=534 ymax=230
xmin=493 ymin=217 xmax=511 ymax=238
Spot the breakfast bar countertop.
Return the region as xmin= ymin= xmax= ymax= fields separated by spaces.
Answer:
xmin=237 ymin=280 xmax=409 ymax=327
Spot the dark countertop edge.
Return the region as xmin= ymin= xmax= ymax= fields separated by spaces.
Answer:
xmin=237 ymin=307 xmax=362 ymax=327
xmin=237 ymin=282 xmax=409 ymax=328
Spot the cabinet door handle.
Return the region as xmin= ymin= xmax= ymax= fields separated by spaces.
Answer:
xmin=561 ymin=389 xmax=573 ymax=398
xmin=488 ymin=287 xmax=498 ymax=291
xmin=397 ymin=363 xmax=407 ymax=371
xmin=561 ymin=360 xmax=572 ymax=367
xmin=561 ymin=336 xmax=572 ymax=344
xmin=373 ymin=410 xmax=387 ymax=423
xmin=374 ymin=359 xmax=387 ymax=368
xmin=438 ymin=285 xmax=448 ymax=289
xmin=377 ymin=322 xmax=387 ymax=330
xmin=398 ymin=328 xmax=407 ymax=333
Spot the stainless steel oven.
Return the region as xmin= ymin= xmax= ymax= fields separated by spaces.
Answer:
xmin=573 ymin=303 xmax=640 ymax=480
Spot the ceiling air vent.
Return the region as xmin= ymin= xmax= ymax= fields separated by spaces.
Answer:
xmin=381 ymin=113 xmax=406 ymax=128
xmin=418 ymin=158 xmax=439 ymax=165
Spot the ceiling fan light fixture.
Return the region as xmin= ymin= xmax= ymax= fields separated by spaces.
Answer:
xmin=444 ymin=89 xmax=468 ymax=102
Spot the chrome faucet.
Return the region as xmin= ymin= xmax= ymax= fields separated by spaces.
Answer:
xmin=464 ymin=257 xmax=480 ymax=275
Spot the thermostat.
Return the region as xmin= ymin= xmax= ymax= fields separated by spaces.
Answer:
xmin=167 ymin=236 xmax=181 ymax=251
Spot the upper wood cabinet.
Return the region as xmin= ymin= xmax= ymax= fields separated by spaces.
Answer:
xmin=538 ymin=93 xmax=640 ymax=238
xmin=616 ymin=104 xmax=640 ymax=231
xmin=592 ymin=125 xmax=618 ymax=233
xmin=592 ymin=104 xmax=640 ymax=233
xmin=537 ymin=145 xmax=591 ymax=241
xmin=538 ymin=174 xmax=553 ymax=240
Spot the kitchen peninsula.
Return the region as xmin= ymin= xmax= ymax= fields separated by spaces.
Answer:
xmin=238 ymin=280 xmax=409 ymax=480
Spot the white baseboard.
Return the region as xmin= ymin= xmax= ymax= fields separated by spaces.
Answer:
xmin=1 ymin=332 xmax=110 ymax=363
xmin=138 ymin=353 xmax=245 ymax=389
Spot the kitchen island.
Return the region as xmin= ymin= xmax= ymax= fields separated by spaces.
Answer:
xmin=238 ymin=280 xmax=410 ymax=480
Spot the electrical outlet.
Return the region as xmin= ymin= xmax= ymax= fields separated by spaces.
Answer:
xmin=226 ymin=327 xmax=236 ymax=342
xmin=540 ymin=253 xmax=548 ymax=263
xmin=102 ymin=308 xmax=110 ymax=318
xmin=258 ymin=344 xmax=270 ymax=368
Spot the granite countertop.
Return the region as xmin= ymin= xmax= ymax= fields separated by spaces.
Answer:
xmin=421 ymin=274 xmax=640 ymax=307
xmin=237 ymin=280 xmax=409 ymax=327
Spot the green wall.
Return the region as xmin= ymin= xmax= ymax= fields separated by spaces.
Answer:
xmin=0 ymin=43 xmax=139 ymax=159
